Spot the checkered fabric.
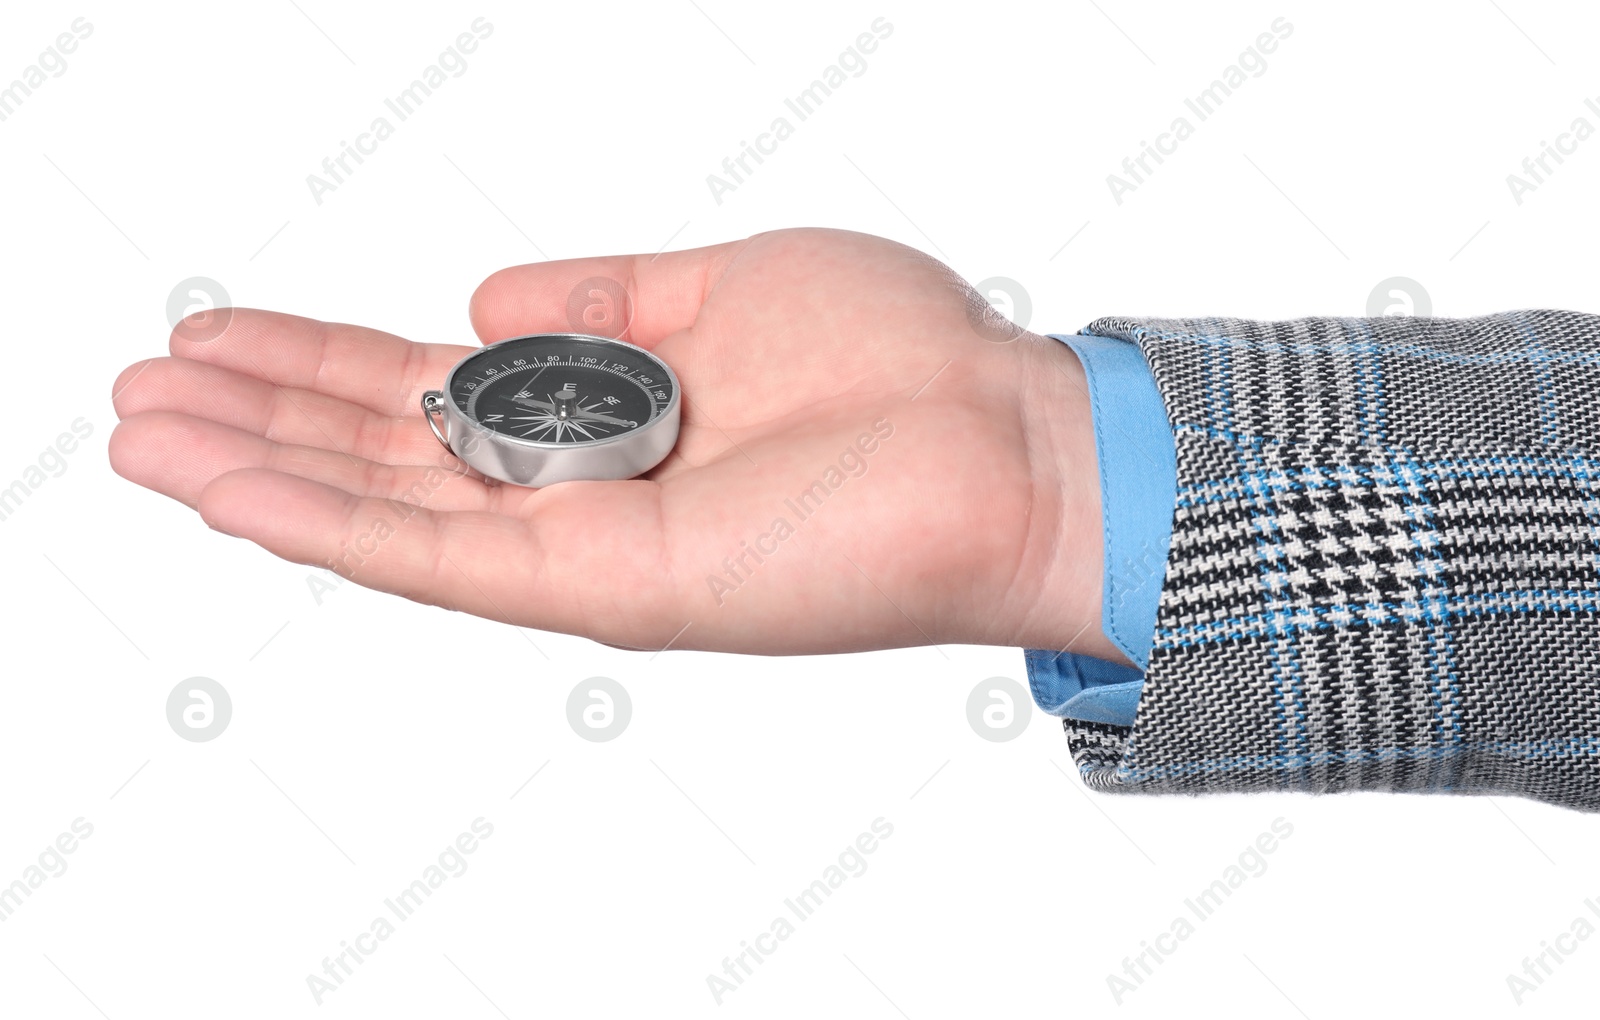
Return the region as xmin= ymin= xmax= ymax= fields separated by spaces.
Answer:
xmin=1065 ymin=310 xmax=1600 ymax=811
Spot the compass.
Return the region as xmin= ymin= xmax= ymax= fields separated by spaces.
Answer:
xmin=421 ymin=333 xmax=681 ymax=487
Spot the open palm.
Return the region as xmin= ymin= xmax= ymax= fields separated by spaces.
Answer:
xmin=112 ymin=228 xmax=1110 ymax=658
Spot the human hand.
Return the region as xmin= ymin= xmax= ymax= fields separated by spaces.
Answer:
xmin=111 ymin=228 xmax=1114 ymax=659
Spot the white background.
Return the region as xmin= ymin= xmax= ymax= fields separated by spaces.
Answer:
xmin=2 ymin=1 xmax=1597 ymax=1016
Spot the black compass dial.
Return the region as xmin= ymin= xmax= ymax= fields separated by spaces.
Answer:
xmin=447 ymin=334 xmax=676 ymax=445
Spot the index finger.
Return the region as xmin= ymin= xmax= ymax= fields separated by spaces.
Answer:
xmin=468 ymin=236 xmax=751 ymax=348
xmin=167 ymin=309 xmax=478 ymax=419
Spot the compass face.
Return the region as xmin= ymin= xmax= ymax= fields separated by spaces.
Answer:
xmin=446 ymin=334 xmax=677 ymax=446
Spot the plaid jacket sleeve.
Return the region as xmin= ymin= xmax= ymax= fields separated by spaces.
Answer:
xmin=1065 ymin=310 xmax=1600 ymax=812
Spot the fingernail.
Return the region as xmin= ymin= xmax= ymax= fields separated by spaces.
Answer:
xmin=203 ymin=515 xmax=237 ymax=537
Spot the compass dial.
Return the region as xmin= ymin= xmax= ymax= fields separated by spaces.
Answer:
xmin=446 ymin=334 xmax=676 ymax=446
xmin=424 ymin=333 xmax=681 ymax=488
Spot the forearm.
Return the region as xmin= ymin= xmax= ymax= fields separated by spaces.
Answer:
xmin=1036 ymin=309 xmax=1600 ymax=811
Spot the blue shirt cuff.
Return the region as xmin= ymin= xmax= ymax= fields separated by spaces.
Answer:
xmin=1022 ymin=329 xmax=1177 ymax=728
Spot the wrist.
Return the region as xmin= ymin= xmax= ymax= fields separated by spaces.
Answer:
xmin=998 ymin=331 xmax=1127 ymax=664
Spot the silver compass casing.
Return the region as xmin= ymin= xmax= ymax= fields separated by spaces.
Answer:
xmin=422 ymin=333 xmax=681 ymax=488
